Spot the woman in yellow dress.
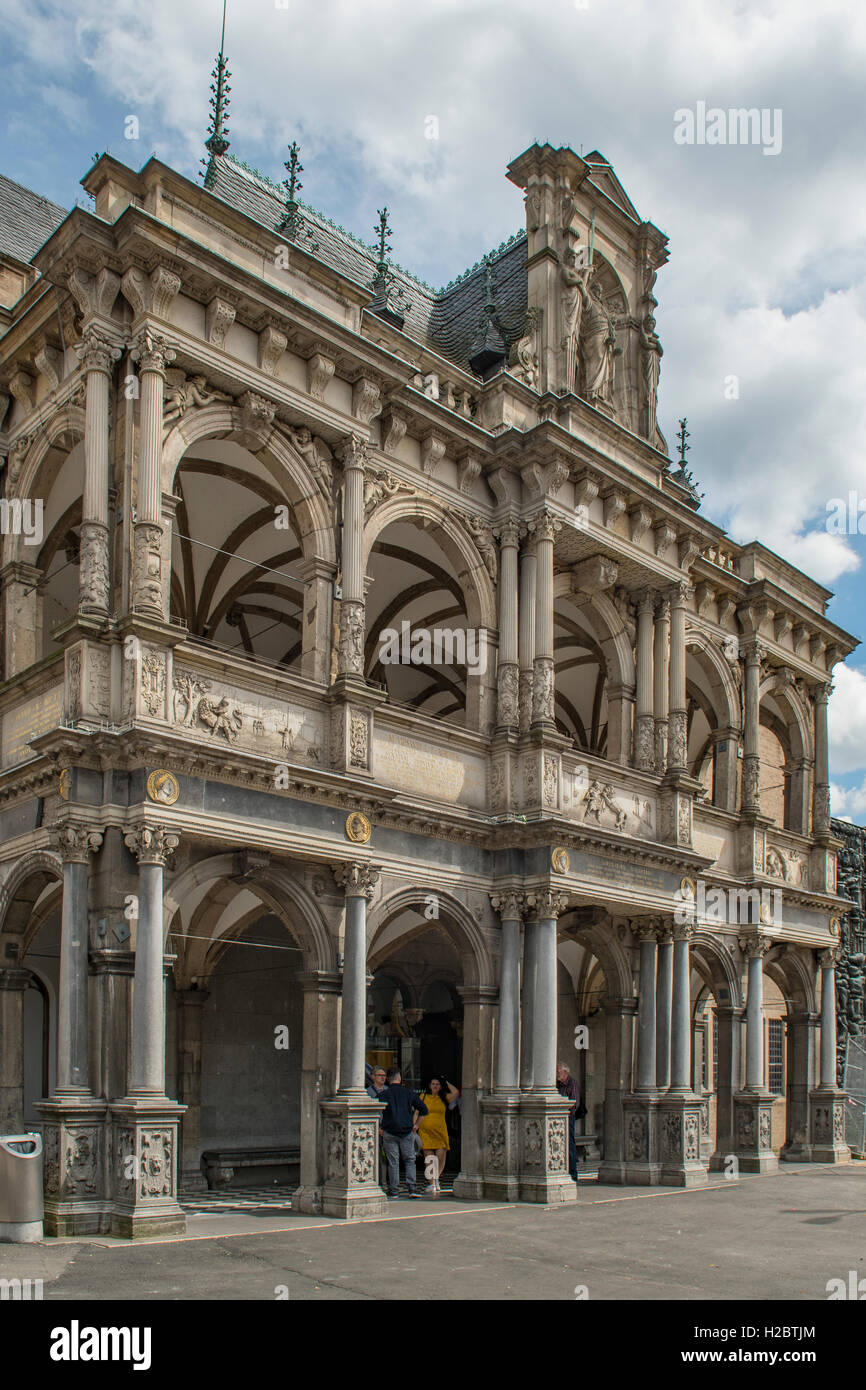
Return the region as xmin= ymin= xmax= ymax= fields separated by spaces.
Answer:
xmin=417 ymin=1076 xmax=459 ymax=1192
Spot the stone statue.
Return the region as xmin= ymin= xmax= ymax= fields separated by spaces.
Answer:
xmin=579 ymin=281 xmax=619 ymax=405
xmin=639 ymin=314 xmax=663 ymax=439
xmin=163 ymin=374 xmax=231 ymax=426
xmin=561 ymin=252 xmax=592 ymax=391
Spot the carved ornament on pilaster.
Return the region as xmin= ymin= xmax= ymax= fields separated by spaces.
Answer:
xmin=49 ymin=821 xmax=105 ymax=864
xmin=653 ymin=519 xmax=677 ymax=556
xmin=205 ymin=296 xmax=236 ymax=348
xmin=333 ymin=862 xmax=381 ymax=900
xmin=67 ymin=264 xmax=121 ymax=322
xmin=124 ymin=825 xmax=180 ymax=866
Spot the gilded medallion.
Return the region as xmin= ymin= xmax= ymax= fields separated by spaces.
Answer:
xmin=345 ymin=811 xmax=372 ymax=844
xmin=551 ymin=847 xmax=570 ymax=875
xmin=146 ymin=769 xmax=180 ymax=806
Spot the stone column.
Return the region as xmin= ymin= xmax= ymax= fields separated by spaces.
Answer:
xmin=653 ymin=594 xmax=670 ymax=772
xmin=781 ymin=1008 xmax=816 ymax=1162
xmin=175 ymin=987 xmax=209 ymax=1191
xmin=812 ymin=683 xmax=831 ymax=839
xmin=518 ymin=536 xmax=536 ymax=733
xmin=712 ymin=727 xmax=740 ymax=813
xmin=634 ymin=590 xmax=655 ymax=770
xmin=635 ymin=924 xmax=658 ymax=1091
xmin=0 ymin=967 xmax=31 ymax=1132
xmin=809 ymin=949 xmax=850 ymax=1163
xmin=667 ymin=582 xmax=689 ymax=773
xmin=742 ymin=640 xmax=762 ymax=814
xmin=36 ymin=821 xmax=107 ymax=1236
xmin=656 ymin=921 xmax=707 ymax=1186
xmin=108 ymin=824 xmax=186 ymax=1238
xmin=495 ymin=517 xmax=520 ymax=732
xmin=655 ymin=926 xmax=673 ymax=1090
xmin=733 ymin=932 xmax=777 ymax=1173
xmin=452 ymin=985 xmax=498 ymax=1201
xmin=709 ymin=1004 xmax=744 ymax=1171
xmin=518 ymin=890 xmax=575 ymax=1204
xmin=293 ymin=970 xmax=341 ymax=1215
xmin=531 ymin=510 xmax=559 ymax=731
xmin=482 ymin=892 xmax=523 ymax=1200
xmin=1 ymin=562 xmax=43 ymax=677
xmin=519 ymin=913 xmax=539 ymax=1090
xmin=333 ymin=863 xmax=379 ymax=1095
xmin=130 ymin=330 xmax=175 ymax=619
xmin=77 ymin=325 xmax=122 ymax=617
xmin=336 ymin=433 xmax=368 ymax=683
xmin=296 ymin=556 xmax=336 ymax=684
xmin=597 ymin=996 xmax=638 ymax=1185
xmin=320 ymin=861 xmax=387 ymax=1219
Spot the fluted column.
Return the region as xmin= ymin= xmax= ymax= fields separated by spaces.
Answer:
xmin=518 ymin=537 xmax=536 ymax=733
xmin=818 ymin=948 xmax=838 ymax=1088
xmin=655 ymin=925 xmax=673 ymax=1089
xmin=634 ymin=590 xmax=655 ymax=770
xmin=653 ymin=594 xmax=670 ymax=772
xmin=669 ymin=923 xmax=694 ymax=1093
xmin=740 ymin=932 xmax=770 ymax=1091
xmin=50 ymin=821 xmax=104 ymax=1095
xmin=495 ymin=517 xmax=520 ymax=731
xmin=77 ymin=326 xmax=122 ymax=616
xmin=812 ymin=683 xmax=831 ymax=838
xmin=528 ymin=890 xmax=568 ymax=1093
xmin=742 ymin=640 xmax=762 ymax=813
xmin=635 ymin=924 xmax=658 ymax=1091
xmin=124 ymin=825 xmax=178 ymax=1095
xmin=531 ymin=510 xmax=559 ymax=731
xmin=337 ymin=434 xmax=368 ymax=680
xmin=333 ymin=862 xmax=380 ymax=1094
xmin=490 ymin=891 xmax=522 ymax=1092
xmin=667 ymin=582 xmax=689 ymax=772
xmin=130 ymin=330 xmax=175 ymax=618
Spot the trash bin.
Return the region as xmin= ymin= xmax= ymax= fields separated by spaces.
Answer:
xmin=0 ymin=1133 xmax=44 ymax=1243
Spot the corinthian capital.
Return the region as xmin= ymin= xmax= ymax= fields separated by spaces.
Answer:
xmin=737 ymin=931 xmax=773 ymax=959
xmin=333 ymin=862 xmax=380 ymax=899
xmin=338 ymin=432 xmax=369 ymax=472
xmin=529 ymin=509 xmax=561 ymax=545
xmin=130 ymin=327 xmax=176 ymax=375
xmin=76 ymin=324 xmax=124 ymax=375
xmin=524 ymin=889 xmax=568 ymax=921
xmin=50 ymin=821 xmax=104 ymax=864
xmin=124 ymin=824 xmax=180 ymax=865
xmin=489 ymin=890 xmax=524 ymax=921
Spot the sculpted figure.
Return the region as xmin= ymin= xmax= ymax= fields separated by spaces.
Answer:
xmin=579 ymin=280 xmax=618 ymax=404
xmin=561 ymin=252 xmax=592 ymax=390
xmin=639 ymin=314 xmax=663 ymax=438
xmin=163 ymin=374 xmax=230 ymax=426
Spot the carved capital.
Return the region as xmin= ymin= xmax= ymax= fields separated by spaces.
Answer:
xmin=524 ymin=889 xmax=568 ymax=921
xmin=489 ymin=890 xmax=524 ymax=922
xmin=77 ymin=325 xmax=123 ymax=375
xmin=338 ymin=432 xmax=369 ymax=472
xmin=130 ymin=328 xmax=175 ymax=375
xmin=333 ymin=862 xmax=380 ymax=900
xmin=737 ymin=932 xmax=773 ymax=959
xmin=124 ymin=825 xmax=180 ymax=866
xmin=818 ymin=947 xmax=839 ymax=969
xmin=671 ymin=921 xmax=696 ymax=943
xmin=495 ymin=514 xmax=522 ymax=550
xmin=49 ymin=821 xmax=105 ymax=864
xmin=529 ymin=509 xmax=561 ymax=545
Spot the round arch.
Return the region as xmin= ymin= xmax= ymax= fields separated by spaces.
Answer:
xmin=0 ymin=851 xmax=63 ymax=942
xmin=367 ymin=886 xmax=495 ymax=988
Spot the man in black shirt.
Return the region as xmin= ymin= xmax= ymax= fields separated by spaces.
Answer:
xmin=378 ymin=1068 xmax=428 ymax=1198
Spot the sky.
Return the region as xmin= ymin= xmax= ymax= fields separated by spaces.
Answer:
xmin=1 ymin=0 xmax=865 ymax=813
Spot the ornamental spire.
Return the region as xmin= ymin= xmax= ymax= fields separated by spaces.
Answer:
xmin=469 ymin=252 xmax=506 ymax=377
xmin=201 ymin=0 xmax=231 ymax=187
xmin=671 ymin=416 xmax=702 ymax=507
xmin=368 ymin=206 xmax=409 ymax=329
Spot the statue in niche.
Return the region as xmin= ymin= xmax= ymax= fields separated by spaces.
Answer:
xmin=578 ymin=280 xmax=620 ymax=406
xmin=561 ymin=251 xmax=592 ymax=391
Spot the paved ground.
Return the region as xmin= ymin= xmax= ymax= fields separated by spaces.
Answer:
xmin=1 ymin=1162 xmax=864 ymax=1301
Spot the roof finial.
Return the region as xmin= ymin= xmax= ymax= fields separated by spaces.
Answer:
xmin=469 ymin=252 xmax=507 ymax=378
xmin=201 ymin=0 xmax=231 ymax=186
xmin=671 ymin=417 xmax=702 ymax=507
xmin=278 ymin=140 xmax=317 ymax=250
xmin=368 ymin=207 xmax=409 ymax=328
xmin=676 ymin=416 xmax=690 ymax=465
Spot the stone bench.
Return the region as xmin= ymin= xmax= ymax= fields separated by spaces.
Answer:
xmin=201 ymin=1146 xmax=301 ymax=1190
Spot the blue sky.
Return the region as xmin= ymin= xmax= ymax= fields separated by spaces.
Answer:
xmin=2 ymin=0 xmax=865 ymax=811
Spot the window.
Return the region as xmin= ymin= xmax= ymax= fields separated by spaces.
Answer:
xmin=768 ymin=1018 xmax=784 ymax=1094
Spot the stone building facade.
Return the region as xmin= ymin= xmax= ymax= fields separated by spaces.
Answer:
xmin=0 ymin=121 xmax=857 ymax=1235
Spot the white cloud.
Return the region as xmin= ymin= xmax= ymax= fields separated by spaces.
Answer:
xmin=829 ymin=664 xmax=866 ymax=775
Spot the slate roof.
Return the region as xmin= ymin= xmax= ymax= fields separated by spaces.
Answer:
xmin=207 ymin=154 xmax=529 ymax=373
xmin=0 ymin=174 xmax=67 ymax=265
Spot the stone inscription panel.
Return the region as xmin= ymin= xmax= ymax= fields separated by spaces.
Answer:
xmin=2 ymin=685 xmax=64 ymax=767
xmin=373 ymin=728 xmax=486 ymax=808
